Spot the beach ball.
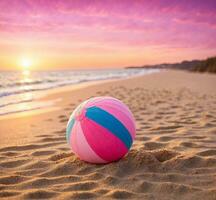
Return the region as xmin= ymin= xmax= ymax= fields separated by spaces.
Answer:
xmin=66 ymin=97 xmax=136 ymax=164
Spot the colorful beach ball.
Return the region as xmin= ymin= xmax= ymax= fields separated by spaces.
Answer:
xmin=66 ymin=97 xmax=136 ymax=164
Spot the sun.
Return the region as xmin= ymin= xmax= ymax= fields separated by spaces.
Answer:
xmin=21 ymin=58 xmax=32 ymax=70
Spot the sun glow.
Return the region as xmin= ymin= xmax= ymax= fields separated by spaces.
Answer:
xmin=21 ymin=58 xmax=32 ymax=70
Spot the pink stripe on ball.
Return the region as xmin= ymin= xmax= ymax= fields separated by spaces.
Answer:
xmin=81 ymin=117 xmax=129 ymax=162
xmin=73 ymin=122 xmax=106 ymax=163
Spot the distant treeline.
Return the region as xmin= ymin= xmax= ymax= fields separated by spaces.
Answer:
xmin=193 ymin=57 xmax=216 ymax=73
xmin=126 ymin=56 xmax=216 ymax=73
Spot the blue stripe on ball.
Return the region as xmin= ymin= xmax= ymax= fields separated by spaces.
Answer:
xmin=85 ymin=106 xmax=132 ymax=149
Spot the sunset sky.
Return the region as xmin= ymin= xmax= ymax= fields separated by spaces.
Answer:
xmin=0 ymin=0 xmax=216 ymax=70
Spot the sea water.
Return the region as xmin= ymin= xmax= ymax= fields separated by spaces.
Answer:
xmin=0 ymin=68 xmax=158 ymax=115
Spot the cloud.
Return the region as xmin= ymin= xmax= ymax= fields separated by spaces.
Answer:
xmin=0 ymin=0 xmax=216 ymax=65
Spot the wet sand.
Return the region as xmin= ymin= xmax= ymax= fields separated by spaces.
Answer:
xmin=0 ymin=70 xmax=216 ymax=200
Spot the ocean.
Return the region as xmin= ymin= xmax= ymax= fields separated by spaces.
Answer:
xmin=0 ymin=68 xmax=158 ymax=116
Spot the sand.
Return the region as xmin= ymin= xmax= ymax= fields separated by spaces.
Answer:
xmin=0 ymin=70 xmax=216 ymax=200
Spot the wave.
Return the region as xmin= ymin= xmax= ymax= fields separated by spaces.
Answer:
xmin=0 ymin=76 xmax=126 ymax=99
xmin=3 ymin=79 xmax=56 ymax=88
xmin=0 ymin=99 xmax=33 ymax=108
xmin=0 ymin=69 xmax=160 ymax=115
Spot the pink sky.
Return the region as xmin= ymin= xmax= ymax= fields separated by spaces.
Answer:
xmin=0 ymin=0 xmax=216 ymax=70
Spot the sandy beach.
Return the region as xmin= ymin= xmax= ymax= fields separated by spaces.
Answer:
xmin=0 ymin=70 xmax=216 ymax=200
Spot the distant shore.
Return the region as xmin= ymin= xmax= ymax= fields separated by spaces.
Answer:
xmin=126 ymin=56 xmax=216 ymax=73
